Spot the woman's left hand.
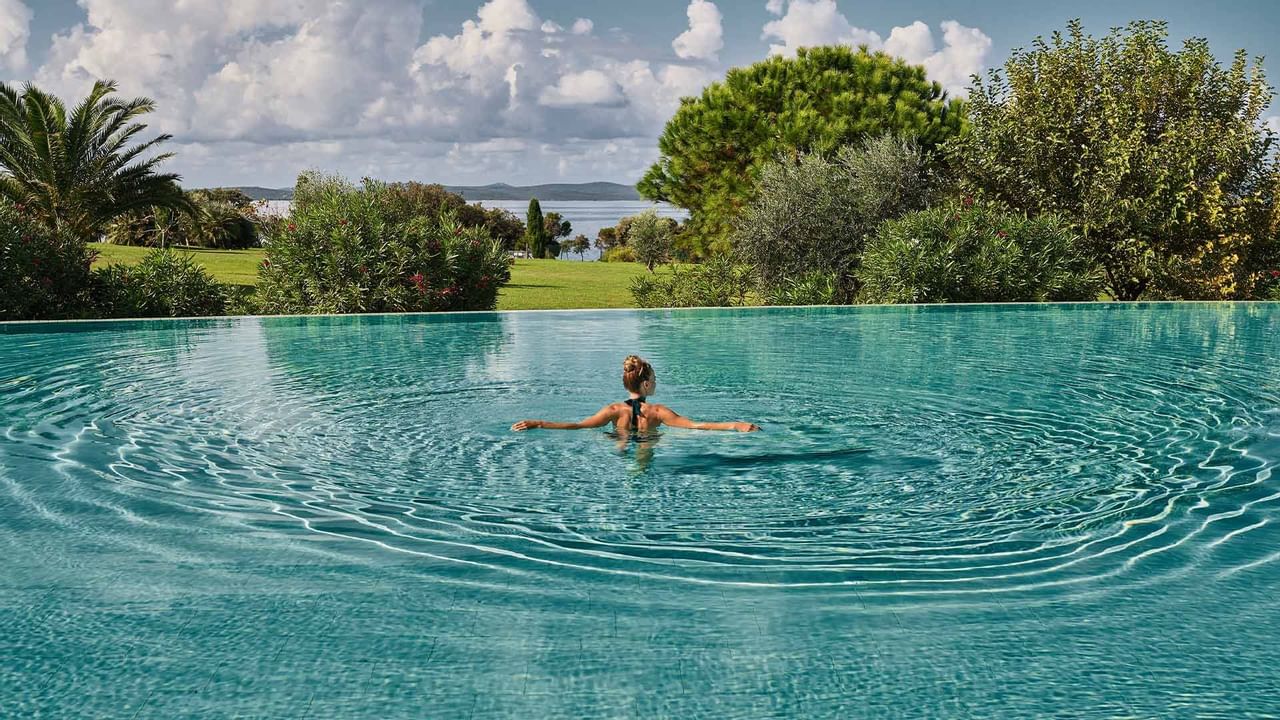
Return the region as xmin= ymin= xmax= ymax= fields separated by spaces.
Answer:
xmin=511 ymin=420 xmax=540 ymax=432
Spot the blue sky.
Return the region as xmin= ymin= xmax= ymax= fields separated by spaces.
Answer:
xmin=2 ymin=0 xmax=1277 ymax=188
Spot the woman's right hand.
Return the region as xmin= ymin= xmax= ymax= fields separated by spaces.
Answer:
xmin=734 ymin=422 xmax=761 ymax=432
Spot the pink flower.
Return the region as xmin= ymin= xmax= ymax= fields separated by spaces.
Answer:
xmin=962 ymin=196 xmax=975 ymax=209
xmin=1270 ymin=269 xmax=1280 ymax=279
xmin=288 ymin=223 xmax=297 ymax=232
xmin=261 ymin=259 xmax=271 ymax=269
xmin=339 ymin=219 xmax=348 ymax=226
xmin=409 ymin=273 xmax=427 ymax=293
xmin=358 ymin=264 xmax=368 ymax=274
xmin=996 ymin=231 xmax=1008 ymax=239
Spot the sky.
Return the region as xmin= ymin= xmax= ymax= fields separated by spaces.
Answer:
xmin=1 ymin=0 xmax=1278 ymax=188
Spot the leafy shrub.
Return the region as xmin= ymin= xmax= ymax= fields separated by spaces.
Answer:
xmin=858 ymin=201 xmax=1104 ymax=304
xmin=950 ymin=20 xmax=1279 ymax=300
xmin=0 ymin=201 xmax=94 ymax=320
xmin=255 ymin=173 xmax=512 ymax=314
xmin=1258 ymin=268 xmax=1280 ymax=301
xmin=764 ymin=271 xmax=840 ymax=306
xmin=90 ymin=249 xmax=229 ymax=317
xmin=733 ymin=135 xmax=940 ymax=304
xmin=104 ymin=190 xmax=263 ymax=250
xmin=375 ymin=182 xmax=525 ymax=249
xmin=602 ymin=246 xmax=637 ymax=263
xmin=631 ymin=256 xmax=754 ymax=308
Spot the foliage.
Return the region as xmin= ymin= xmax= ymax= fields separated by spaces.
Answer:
xmin=602 ymin=245 xmax=637 ymax=263
xmin=858 ymin=201 xmax=1104 ymax=304
xmin=525 ymin=198 xmax=548 ymax=258
xmin=0 ymin=80 xmax=190 ymax=240
xmin=90 ymin=249 xmax=228 ymax=318
xmin=1258 ymin=268 xmax=1280 ymax=301
xmin=567 ymin=234 xmax=592 ymax=260
xmin=595 ymin=226 xmax=620 ymax=252
xmin=950 ymin=20 xmax=1279 ymax=300
xmin=255 ymin=172 xmax=512 ymax=315
xmin=630 ymin=256 xmax=755 ymax=308
xmin=105 ymin=189 xmax=263 ymax=249
xmin=734 ymin=135 xmax=940 ymax=304
xmin=624 ymin=210 xmax=677 ymax=272
xmin=374 ymin=182 xmax=524 ymax=249
xmin=0 ymin=200 xmax=94 ymax=320
xmin=764 ymin=271 xmax=841 ymax=306
xmin=544 ymin=212 xmax=572 ymax=241
xmin=639 ymin=46 xmax=966 ymax=256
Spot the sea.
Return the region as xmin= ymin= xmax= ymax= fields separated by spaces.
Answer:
xmin=259 ymin=200 xmax=688 ymax=261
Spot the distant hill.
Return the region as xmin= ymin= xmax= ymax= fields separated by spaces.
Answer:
xmin=229 ymin=186 xmax=295 ymax=201
xmin=228 ymin=182 xmax=641 ymax=202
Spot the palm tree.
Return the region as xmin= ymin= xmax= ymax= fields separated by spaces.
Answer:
xmin=0 ymin=80 xmax=191 ymax=240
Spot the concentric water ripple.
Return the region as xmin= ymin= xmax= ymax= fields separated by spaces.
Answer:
xmin=3 ymin=305 xmax=1279 ymax=718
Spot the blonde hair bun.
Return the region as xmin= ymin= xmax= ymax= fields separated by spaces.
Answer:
xmin=622 ymin=355 xmax=654 ymax=393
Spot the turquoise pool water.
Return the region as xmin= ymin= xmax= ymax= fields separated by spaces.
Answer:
xmin=2 ymin=304 xmax=1278 ymax=718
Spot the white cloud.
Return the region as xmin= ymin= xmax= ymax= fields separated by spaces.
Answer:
xmin=0 ymin=0 xmax=32 ymax=73
xmin=762 ymin=1 xmax=990 ymax=96
xmin=21 ymin=0 xmax=716 ymax=184
xmin=886 ymin=20 xmax=991 ymax=95
xmin=762 ymin=0 xmax=880 ymax=57
xmin=476 ymin=0 xmax=538 ymax=35
xmin=539 ymin=69 xmax=626 ymax=107
xmin=672 ymin=0 xmax=723 ymax=62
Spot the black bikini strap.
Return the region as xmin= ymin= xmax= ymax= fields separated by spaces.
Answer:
xmin=625 ymin=398 xmax=644 ymax=418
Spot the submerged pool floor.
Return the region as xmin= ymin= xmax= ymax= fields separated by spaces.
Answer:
xmin=2 ymin=305 xmax=1279 ymax=717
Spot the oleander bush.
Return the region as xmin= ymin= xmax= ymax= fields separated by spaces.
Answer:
xmin=0 ymin=201 xmax=94 ymax=320
xmin=90 ymin=249 xmax=229 ymax=318
xmin=255 ymin=172 xmax=512 ymax=315
xmin=858 ymin=201 xmax=1104 ymax=304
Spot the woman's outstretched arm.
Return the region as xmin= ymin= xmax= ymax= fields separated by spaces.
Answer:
xmin=512 ymin=405 xmax=618 ymax=432
xmin=655 ymin=406 xmax=760 ymax=432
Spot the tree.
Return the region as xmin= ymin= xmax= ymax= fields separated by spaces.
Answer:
xmin=595 ymin=226 xmax=619 ymax=253
xmin=0 ymin=80 xmax=190 ymax=240
xmin=639 ymin=46 xmax=966 ymax=257
xmin=543 ymin=212 xmax=572 ymax=243
xmin=525 ymin=198 xmax=548 ymax=258
xmin=569 ymin=234 xmax=591 ymax=260
xmin=626 ymin=210 xmax=675 ymax=272
xmin=951 ymin=20 xmax=1280 ymax=300
xmin=734 ymin=135 xmax=940 ymax=304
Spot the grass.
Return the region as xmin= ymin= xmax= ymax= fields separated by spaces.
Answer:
xmin=89 ymin=244 xmax=657 ymax=311
xmin=497 ymin=259 xmax=654 ymax=310
xmin=92 ymin=244 xmax=264 ymax=289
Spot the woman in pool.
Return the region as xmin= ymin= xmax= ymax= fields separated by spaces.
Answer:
xmin=511 ymin=355 xmax=761 ymax=434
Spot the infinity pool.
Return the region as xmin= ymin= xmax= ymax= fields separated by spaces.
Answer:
xmin=2 ymin=305 xmax=1278 ymax=717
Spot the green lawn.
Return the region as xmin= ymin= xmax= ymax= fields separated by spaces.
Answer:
xmin=89 ymin=244 xmax=655 ymax=311
xmin=92 ymin=244 xmax=265 ymax=289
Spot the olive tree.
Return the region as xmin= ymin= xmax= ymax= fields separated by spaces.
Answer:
xmin=625 ymin=210 xmax=676 ymax=272
xmin=733 ymin=135 xmax=940 ymax=304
